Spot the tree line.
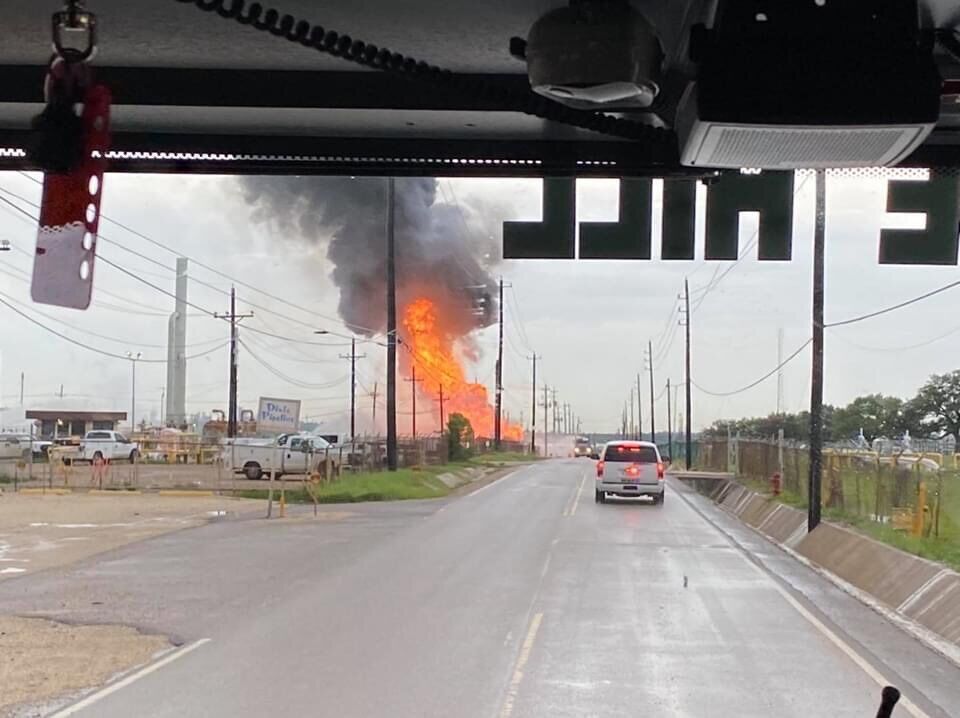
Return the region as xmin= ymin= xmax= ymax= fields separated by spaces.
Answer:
xmin=702 ymin=369 xmax=960 ymax=444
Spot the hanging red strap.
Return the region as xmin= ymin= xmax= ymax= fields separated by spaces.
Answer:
xmin=30 ymin=3 xmax=111 ymax=310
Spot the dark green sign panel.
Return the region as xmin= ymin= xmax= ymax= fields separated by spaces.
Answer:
xmin=502 ymin=171 xmax=959 ymax=265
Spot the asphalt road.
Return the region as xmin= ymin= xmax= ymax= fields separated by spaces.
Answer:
xmin=1 ymin=459 xmax=958 ymax=717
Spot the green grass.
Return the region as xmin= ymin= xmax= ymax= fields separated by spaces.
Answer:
xmin=739 ymin=472 xmax=960 ymax=572
xmin=235 ymin=452 xmax=538 ymax=505
xmin=237 ymin=467 xmax=453 ymax=504
xmin=472 ymin=451 xmax=539 ymax=464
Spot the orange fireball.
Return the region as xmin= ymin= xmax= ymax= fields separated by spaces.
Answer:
xmin=402 ymin=297 xmax=523 ymax=440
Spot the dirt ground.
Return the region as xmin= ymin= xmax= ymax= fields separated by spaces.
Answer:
xmin=0 ymin=492 xmax=262 ymax=580
xmin=0 ymin=615 xmax=170 ymax=717
xmin=4 ymin=461 xmax=318 ymax=492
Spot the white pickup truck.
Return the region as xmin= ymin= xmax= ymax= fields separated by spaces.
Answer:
xmin=223 ymin=433 xmax=336 ymax=480
xmin=77 ymin=430 xmax=141 ymax=463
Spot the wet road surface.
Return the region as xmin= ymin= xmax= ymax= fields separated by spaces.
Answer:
xmin=1 ymin=459 xmax=957 ymax=717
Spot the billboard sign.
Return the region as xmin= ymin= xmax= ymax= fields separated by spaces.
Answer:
xmin=257 ymin=397 xmax=301 ymax=435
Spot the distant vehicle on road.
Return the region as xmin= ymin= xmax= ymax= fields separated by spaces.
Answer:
xmin=573 ymin=436 xmax=594 ymax=458
xmin=77 ymin=430 xmax=140 ymax=464
xmin=223 ymin=433 xmax=336 ymax=480
xmin=595 ymin=440 xmax=665 ymax=505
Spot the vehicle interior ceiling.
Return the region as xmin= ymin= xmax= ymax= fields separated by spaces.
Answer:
xmin=1 ymin=0 xmax=960 ymax=178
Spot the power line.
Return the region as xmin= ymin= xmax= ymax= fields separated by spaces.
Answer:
xmin=0 ymin=183 xmax=377 ymax=338
xmin=690 ymin=171 xmax=814 ymax=313
xmin=0 ymin=289 xmax=225 ymax=349
xmin=692 ymin=339 xmax=812 ymax=397
xmin=0 ymin=250 xmax=183 ymax=316
xmin=239 ymin=338 xmax=349 ymax=390
xmin=830 ymin=323 xmax=960 ymax=352
xmin=14 ymin=172 xmax=382 ymax=335
xmin=824 ymin=278 xmax=960 ymax=328
xmin=506 ymin=285 xmax=535 ymax=352
xmin=0 ymin=294 xmax=228 ymax=363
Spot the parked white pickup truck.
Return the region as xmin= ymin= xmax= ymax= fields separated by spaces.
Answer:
xmin=77 ymin=430 xmax=141 ymax=463
xmin=223 ymin=433 xmax=335 ymax=480
xmin=0 ymin=434 xmax=30 ymax=461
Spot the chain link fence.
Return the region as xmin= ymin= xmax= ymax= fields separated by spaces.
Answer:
xmin=2 ymin=433 xmax=534 ymax=491
xmin=699 ymin=437 xmax=960 ymax=568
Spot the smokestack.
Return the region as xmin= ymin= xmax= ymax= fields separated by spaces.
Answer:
xmin=165 ymin=257 xmax=187 ymax=427
xmin=238 ymin=177 xmax=498 ymax=338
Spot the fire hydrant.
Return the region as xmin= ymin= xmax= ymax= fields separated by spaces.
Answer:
xmin=770 ymin=471 xmax=782 ymax=496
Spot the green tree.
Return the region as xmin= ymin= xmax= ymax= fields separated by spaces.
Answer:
xmin=912 ymin=371 xmax=960 ymax=443
xmin=832 ymin=394 xmax=906 ymax=443
xmin=447 ymin=413 xmax=475 ymax=461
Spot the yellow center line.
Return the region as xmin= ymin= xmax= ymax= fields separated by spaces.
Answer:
xmin=499 ymin=612 xmax=544 ymax=718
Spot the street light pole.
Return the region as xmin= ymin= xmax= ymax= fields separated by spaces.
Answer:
xmin=126 ymin=351 xmax=141 ymax=432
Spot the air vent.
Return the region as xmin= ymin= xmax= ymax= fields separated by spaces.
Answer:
xmin=680 ymin=112 xmax=933 ymax=169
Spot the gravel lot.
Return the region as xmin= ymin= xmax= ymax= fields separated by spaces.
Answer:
xmin=0 ymin=492 xmax=261 ymax=579
xmin=3 ymin=461 xmax=310 ymax=492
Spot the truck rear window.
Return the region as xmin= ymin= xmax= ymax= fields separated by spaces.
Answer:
xmin=603 ymin=445 xmax=658 ymax=463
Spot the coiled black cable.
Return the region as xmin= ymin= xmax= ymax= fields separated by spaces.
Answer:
xmin=174 ymin=0 xmax=674 ymax=150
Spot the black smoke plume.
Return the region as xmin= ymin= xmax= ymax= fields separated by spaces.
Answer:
xmin=238 ymin=177 xmax=498 ymax=338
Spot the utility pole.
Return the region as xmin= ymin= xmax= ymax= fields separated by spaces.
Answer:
xmin=684 ymin=279 xmax=692 ymax=469
xmin=528 ymin=354 xmax=540 ymax=455
xmin=808 ymin=169 xmax=826 ymax=531
xmin=542 ymin=383 xmax=550 ymax=457
xmin=340 ymin=337 xmax=366 ymax=442
xmin=494 ymin=278 xmax=511 ymax=449
xmin=629 ymin=387 xmax=635 ymax=439
xmin=636 ymin=373 xmax=643 ymax=441
xmin=666 ymin=378 xmax=673 ymax=460
xmin=551 ymin=388 xmax=559 ymax=434
xmin=405 ymin=365 xmax=424 ymax=438
xmin=646 ymin=341 xmax=656 ymax=444
xmin=386 ymin=177 xmax=398 ymax=471
xmin=776 ymin=327 xmax=784 ymax=415
xmin=215 ymin=286 xmax=253 ymax=438
xmin=438 ymin=383 xmax=445 ymax=434
xmin=126 ymin=352 xmax=141 ymax=432
xmin=19 ymin=372 xmax=24 ymax=406
xmin=371 ymin=382 xmax=379 ymax=433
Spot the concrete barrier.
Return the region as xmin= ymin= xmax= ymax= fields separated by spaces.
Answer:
xmin=681 ymin=475 xmax=960 ymax=654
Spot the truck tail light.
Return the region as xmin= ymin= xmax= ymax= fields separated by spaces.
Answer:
xmin=657 ymin=462 xmax=665 ymax=480
xmin=596 ymin=460 xmax=604 ymax=478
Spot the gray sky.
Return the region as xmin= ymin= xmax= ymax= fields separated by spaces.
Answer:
xmin=1 ymin=169 xmax=957 ymax=435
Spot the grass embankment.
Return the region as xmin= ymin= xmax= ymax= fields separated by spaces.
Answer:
xmin=237 ymin=452 xmax=537 ymax=504
xmin=739 ymin=473 xmax=960 ymax=572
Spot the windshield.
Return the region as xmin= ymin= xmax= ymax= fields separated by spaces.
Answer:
xmin=603 ymin=445 xmax=658 ymax=463
xmin=2 ymin=6 xmax=960 ymax=716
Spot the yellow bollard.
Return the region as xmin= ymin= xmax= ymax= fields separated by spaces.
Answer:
xmin=279 ymin=490 xmax=286 ymax=518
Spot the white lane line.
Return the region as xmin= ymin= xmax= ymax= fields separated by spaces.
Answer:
xmin=674 ymin=490 xmax=930 ymax=718
xmin=761 ymin=579 xmax=929 ymax=718
xmin=499 ymin=612 xmax=544 ymax=718
xmin=50 ymin=638 xmax=212 ymax=717
xmin=468 ymin=470 xmax=518 ymax=497
xmin=565 ymin=471 xmax=587 ymax=517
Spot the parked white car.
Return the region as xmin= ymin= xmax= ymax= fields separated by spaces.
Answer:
xmin=0 ymin=434 xmax=31 ymax=461
xmin=77 ymin=430 xmax=141 ymax=463
xmin=223 ymin=433 xmax=335 ymax=480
